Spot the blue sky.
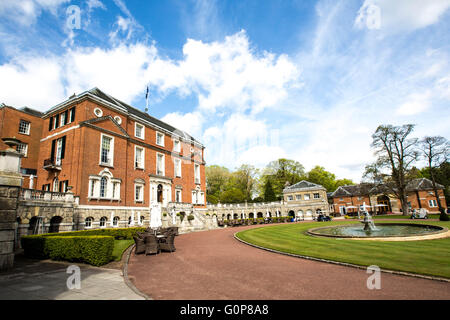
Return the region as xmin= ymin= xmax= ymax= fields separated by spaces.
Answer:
xmin=1 ymin=0 xmax=450 ymax=182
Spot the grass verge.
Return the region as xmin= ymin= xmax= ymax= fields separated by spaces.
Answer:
xmin=235 ymin=220 xmax=450 ymax=279
xmin=111 ymin=240 xmax=134 ymax=262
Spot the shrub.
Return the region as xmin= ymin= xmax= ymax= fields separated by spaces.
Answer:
xmin=177 ymin=212 xmax=186 ymax=222
xmin=40 ymin=227 xmax=146 ymax=240
xmin=187 ymin=214 xmax=195 ymax=221
xmin=21 ymin=235 xmax=114 ymax=266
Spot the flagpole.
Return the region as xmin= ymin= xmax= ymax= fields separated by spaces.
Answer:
xmin=145 ymin=85 xmax=149 ymax=113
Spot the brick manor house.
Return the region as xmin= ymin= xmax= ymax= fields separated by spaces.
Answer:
xmin=329 ymin=178 xmax=447 ymax=215
xmin=0 ymin=88 xmax=208 ymax=233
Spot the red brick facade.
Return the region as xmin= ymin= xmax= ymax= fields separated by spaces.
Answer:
xmin=0 ymin=106 xmax=43 ymax=188
xmin=330 ymin=181 xmax=447 ymax=215
xmin=1 ymin=88 xmax=206 ymax=208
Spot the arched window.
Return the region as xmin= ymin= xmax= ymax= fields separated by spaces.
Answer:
xmin=100 ymin=177 xmax=107 ymax=198
xmin=113 ymin=216 xmax=119 ymax=227
xmin=100 ymin=217 xmax=107 ymax=227
xmin=140 ymin=215 xmax=144 ymax=224
xmin=85 ymin=217 xmax=93 ymax=228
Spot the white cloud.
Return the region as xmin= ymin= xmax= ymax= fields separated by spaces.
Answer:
xmin=355 ymin=0 xmax=450 ymax=33
xmin=65 ymin=43 xmax=158 ymax=104
xmin=0 ymin=0 xmax=69 ymax=26
xmin=0 ymin=56 xmax=65 ymax=108
xmin=201 ymin=113 xmax=281 ymax=169
xmin=87 ymin=0 xmax=106 ymax=11
xmin=161 ymin=111 xmax=204 ymax=140
xmin=148 ymin=31 xmax=300 ymax=114
xmin=396 ymin=91 xmax=432 ymax=115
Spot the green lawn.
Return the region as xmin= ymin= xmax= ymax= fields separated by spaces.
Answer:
xmin=235 ymin=221 xmax=450 ymax=278
xmin=343 ymin=214 xmax=440 ymax=220
xmin=372 ymin=214 xmax=440 ymax=220
xmin=111 ymin=240 xmax=134 ymax=261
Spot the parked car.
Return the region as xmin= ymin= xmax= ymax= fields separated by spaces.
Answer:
xmin=317 ymin=214 xmax=332 ymax=222
xmin=411 ymin=208 xmax=428 ymax=219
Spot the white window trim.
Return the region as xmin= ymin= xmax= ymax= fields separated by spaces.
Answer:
xmin=135 ymin=122 xmax=145 ymax=139
xmin=194 ymin=164 xmax=200 ymax=184
xmin=135 ymin=183 xmax=144 ymax=203
xmin=176 ymin=190 xmax=182 ymax=203
xmin=174 ymin=158 xmax=182 ymax=178
xmin=173 ymin=139 xmax=181 ymax=153
xmin=99 ymin=217 xmax=107 ymax=228
xmin=429 ymin=200 xmax=437 ymax=207
xmin=113 ymin=216 xmax=120 ymax=227
xmin=55 ymin=137 xmax=63 ymax=166
xmin=135 ymin=145 xmax=145 ymax=169
xmin=99 ymin=133 xmax=114 ymax=167
xmin=85 ymin=217 xmax=93 ymax=229
xmin=156 ymin=152 xmax=165 ymax=176
xmin=19 ymin=120 xmax=31 ymax=135
xmin=17 ymin=143 xmax=28 ymax=157
xmin=60 ymin=112 xmax=66 ymax=126
xmin=156 ymin=131 xmax=165 ymax=147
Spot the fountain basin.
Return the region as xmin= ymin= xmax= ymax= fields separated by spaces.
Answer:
xmin=307 ymin=223 xmax=448 ymax=240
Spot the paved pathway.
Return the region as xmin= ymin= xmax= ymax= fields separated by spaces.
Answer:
xmin=0 ymin=254 xmax=145 ymax=300
xmin=127 ymin=223 xmax=450 ymax=300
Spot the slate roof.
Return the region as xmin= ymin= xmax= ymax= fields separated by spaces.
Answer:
xmin=331 ymin=183 xmax=375 ymax=198
xmin=330 ymin=178 xmax=443 ymax=198
xmin=46 ymin=87 xmax=203 ymax=146
xmin=283 ymin=180 xmax=326 ymax=193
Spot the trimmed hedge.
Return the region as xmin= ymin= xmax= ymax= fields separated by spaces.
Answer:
xmin=35 ymin=227 xmax=147 ymax=240
xmin=21 ymin=235 xmax=114 ymax=266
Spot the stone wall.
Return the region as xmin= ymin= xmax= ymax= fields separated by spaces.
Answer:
xmin=15 ymin=200 xmax=219 ymax=245
xmin=0 ymin=185 xmax=19 ymax=269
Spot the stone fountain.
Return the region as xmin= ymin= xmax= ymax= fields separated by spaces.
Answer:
xmin=360 ymin=202 xmax=377 ymax=232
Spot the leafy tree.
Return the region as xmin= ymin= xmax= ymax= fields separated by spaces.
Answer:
xmin=206 ymin=165 xmax=231 ymax=203
xmin=335 ymin=178 xmax=355 ymax=189
xmin=232 ymin=164 xmax=258 ymax=202
xmin=366 ymin=124 xmax=419 ymax=215
xmin=419 ymin=136 xmax=449 ymax=220
xmin=219 ymin=188 xmax=246 ymax=204
xmin=263 ymin=178 xmax=277 ymax=202
xmin=261 ymin=159 xmax=305 ymax=198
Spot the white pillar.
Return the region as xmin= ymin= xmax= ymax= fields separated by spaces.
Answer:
xmin=130 ymin=210 xmax=135 ymax=226
xmin=29 ymin=175 xmax=34 ymax=189
xmin=110 ymin=211 xmax=114 ymax=226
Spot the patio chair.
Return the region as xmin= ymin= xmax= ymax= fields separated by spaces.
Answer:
xmin=159 ymin=234 xmax=176 ymax=252
xmin=136 ymin=231 xmax=150 ymax=239
xmin=133 ymin=236 xmax=146 ymax=255
xmin=144 ymin=234 xmax=160 ymax=255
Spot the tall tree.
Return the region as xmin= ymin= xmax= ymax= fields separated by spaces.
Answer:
xmin=233 ymin=164 xmax=258 ymax=202
xmin=262 ymin=158 xmax=305 ymax=198
xmin=205 ymin=165 xmax=231 ymax=204
xmin=368 ymin=124 xmax=419 ymax=215
xmin=419 ymin=136 xmax=449 ymax=220
xmin=263 ymin=178 xmax=277 ymax=202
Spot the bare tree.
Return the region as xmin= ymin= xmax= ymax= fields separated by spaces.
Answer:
xmin=369 ymin=124 xmax=419 ymax=215
xmin=420 ymin=136 xmax=449 ymax=220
